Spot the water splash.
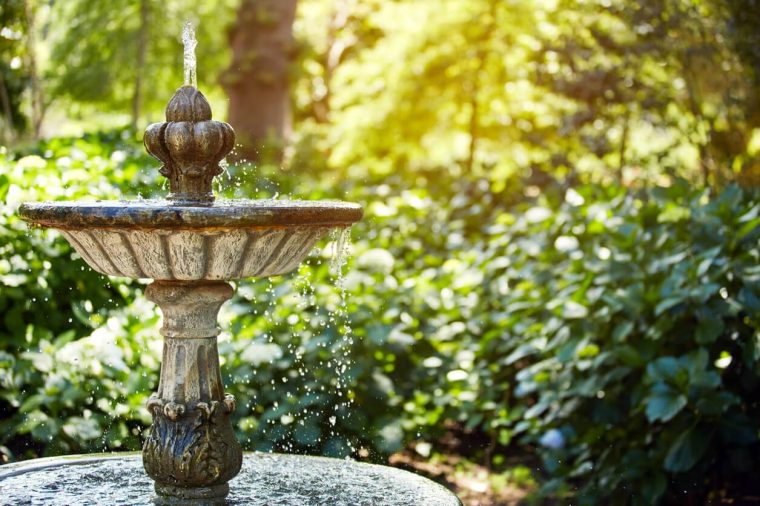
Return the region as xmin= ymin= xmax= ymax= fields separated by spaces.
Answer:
xmin=327 ymin=226 xmax=357 ymax=453
xmin=182 ymin=21 xmax=197 ymax=88
xmin=215 ymin=158 xmax=231 ymax=196
xmin=329 ymin=227 xmax=351 ymax=276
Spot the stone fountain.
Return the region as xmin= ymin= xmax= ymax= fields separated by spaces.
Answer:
xmin=3 ymin=27 xmax=460 ymax=506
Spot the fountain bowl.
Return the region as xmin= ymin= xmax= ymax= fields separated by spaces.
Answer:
xmin=18 ymin=200 xmax=362 ymax=280
xmin=0 ymin=452 xmax=463 ymax=506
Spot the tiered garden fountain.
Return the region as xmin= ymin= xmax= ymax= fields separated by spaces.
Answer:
xmin=1 ymin=26 xmax=460 ymax=506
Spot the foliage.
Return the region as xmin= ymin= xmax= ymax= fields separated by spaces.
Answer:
xmin=536 ymin=0 xmax=759 ymax=185
xmin=46 ymin=0 xmax=236 ymax=126
xmin=2 ymin=132 xmax=760 ymax=506
xmin=3 ymin=0 xmax=760 ymax=503
xmin=2 ymin=0 xmax=758 ymax=186
xmin=0 ymin=131 xmax=156 ymax=458
xmin=462 ymin=183 xmax=760 ymax=504
xmin=722 ymin=0 xmax=760 ymax=88
xmin=294 ymin=0 xmax=760 ymax=187
xmin=0 ymin=0 xmax=31 ymax=137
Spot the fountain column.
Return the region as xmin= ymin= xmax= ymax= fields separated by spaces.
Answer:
xmin=141 ymin=84 xmax=241 ymax=503
xmin=143 ymin=280 xmax=242 ymax=502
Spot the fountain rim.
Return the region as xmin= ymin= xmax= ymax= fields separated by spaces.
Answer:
xmin=0 ymin=452 xmax=463 ymax=505
xmin=0 ymin=451 xmax=423 ymax=480
xmin=18 ymin=200 xmax=363 ymax=230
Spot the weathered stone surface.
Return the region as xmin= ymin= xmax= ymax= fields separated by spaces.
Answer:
xmin=0 ymin=454 xmax=464 ymax=505
xmin=144 ymin=86 xmax=234 ymax=206
xmin=143 ymin=281 xmax=242 ymax=500
xmin=56 ymin=226 xmax=328 ymax=280
xmin=146 ymin=281 xmax=232 ymax=342
xmin=143 ymin=403 xmax=241 ymax=493
xmin=18 ymin=199 xmax=363 ymax=229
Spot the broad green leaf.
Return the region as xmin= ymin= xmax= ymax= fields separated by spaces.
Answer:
xmin=615 ymin=345 xmax=642 ymax=366
xmin=690 ymin=283 xmax=721 ymax=302
xmin=647 ymin=357 xmax=681 ymax=383
xmin=563 ymin=301 xmax=588 ymax=319
xmin=736 ymin=215 xmax=760 ymax=241
xmin=664 ymin=428 xmax=709 ymax=472
xmin=612 ymin=321 xmax=634 ymax=342
xmin=738 ymin=286 xmax=760 ymax=313
xmin=655 ymin=297 xmax=684 ymax=316
xmin=577 ymin=343 xmax=600 ymax=359
xmin=696 ymin=391 xmax=737 ymax=416
xmin=658 ymin=204 xmax=690 ymax=223
xmin=695 ymin=310 xmax=724 ymax=344
xmin=645 ymin=388 xmax=687 ymax=423
xmin=62 ymin=416 xmax=102 ymax=441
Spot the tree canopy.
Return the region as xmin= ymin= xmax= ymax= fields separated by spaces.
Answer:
xmin=3 ymin=0 xmax=758 ymax=186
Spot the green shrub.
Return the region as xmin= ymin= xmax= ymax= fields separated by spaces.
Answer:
xmin=478 ymin=183 xmax=760 ymax=505
xmin=2 ymin=132 xmax=760 ymax=505
xmin=0 ymin=132 xmax=156 ymax=458
xmin=225 ymin=174 xmax=760 ymax=504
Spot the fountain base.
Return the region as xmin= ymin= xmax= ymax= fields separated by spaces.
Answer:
xmin=0 ymin=453 xmax=462 ymax=505
xmin=154 ymin=483 xmax=228 ymax=505
xmin=142 ymin=280 xmax=242 ymax=498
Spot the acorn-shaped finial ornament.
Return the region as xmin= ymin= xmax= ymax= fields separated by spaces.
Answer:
xmin=144 ymin=86 xmax=234 ymax=205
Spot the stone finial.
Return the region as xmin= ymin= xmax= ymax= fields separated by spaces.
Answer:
xmin=144 ymin=86 xmax=235 ymax=206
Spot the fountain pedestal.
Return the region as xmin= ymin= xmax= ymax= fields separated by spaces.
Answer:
xmin=142 ymin=281 xmax=242 ymax=502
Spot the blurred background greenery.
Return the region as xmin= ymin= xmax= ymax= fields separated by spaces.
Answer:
xmin=1 ymin=1 xmax=760 ymax=505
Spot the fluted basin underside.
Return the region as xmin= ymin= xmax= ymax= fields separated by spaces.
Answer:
xmin=18 ymin=200 xmax=362 ymax=280
xmin=60 ymin=226 xmax=329 ymax=280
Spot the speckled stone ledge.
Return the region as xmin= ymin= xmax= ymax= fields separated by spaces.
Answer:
xmin=18 ymin=200 xmax=363 ymax=230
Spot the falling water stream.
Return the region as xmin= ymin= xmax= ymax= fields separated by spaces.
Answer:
xmin=256 ymin=228 xmax=357 ymax=455
xmin=330 ymin=227 xmax=351 ymax=276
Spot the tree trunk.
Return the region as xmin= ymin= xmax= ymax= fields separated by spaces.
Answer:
xmin=466 ymin=89 xmax=479 ymax=174
xmin=465 ymin=0 xmax=497 ymax=174
xmin=222 ymin=0 xmax=298 ymax=161
xmin=24 ymin=0 xmax=44 ymax=139
xmin=0 ymin=70 xmax=15 ymax=143
xmin=132 ymin=0 xmax=149 ymax=130
xmin=313 ymin=0 xmax=352 ymax=124
xmin=618 ymin=107 xmax=630 ymax=179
